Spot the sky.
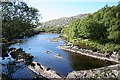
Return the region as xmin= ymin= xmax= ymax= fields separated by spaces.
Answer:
xmin=24 ymin=0 xmax=119 ymax=22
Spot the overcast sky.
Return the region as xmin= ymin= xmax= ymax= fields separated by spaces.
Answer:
xmin=24 ymin=0 xmax=119 ymax=22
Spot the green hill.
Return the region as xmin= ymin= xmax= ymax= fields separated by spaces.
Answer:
xmin=62 ymin=4 xmax=120 ymax=53
xmin=35 ymin=14 xmax=88 ymax=33
xmin=39 ymin=14 xmax=88 ymax=28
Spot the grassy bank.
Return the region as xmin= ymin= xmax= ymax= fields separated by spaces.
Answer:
xmin=62 ymin=36 xmax=120 ymax=54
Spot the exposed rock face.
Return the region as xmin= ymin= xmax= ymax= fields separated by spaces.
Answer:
xmin=28 ymin=61 xmax=63 ymax=79
xmin=67 ymin=64 xmax=119 ymax=79
xmin=39 ymin=14 xmax=88 ymax=28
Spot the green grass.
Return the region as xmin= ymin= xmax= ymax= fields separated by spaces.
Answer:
xmin=69 ymin=38 xmax=120 ymax=54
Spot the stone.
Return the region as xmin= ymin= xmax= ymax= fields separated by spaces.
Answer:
xmin=45 ymin=50 xmax=51 ymax=54
xmin=28 ymin=61 xmax=62 ymax=79
xmin=54 ymin=54 xmax=63 ymax=59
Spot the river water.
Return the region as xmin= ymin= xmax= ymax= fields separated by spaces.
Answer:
xmin=5 ymin=33 xmax=114 ymax=77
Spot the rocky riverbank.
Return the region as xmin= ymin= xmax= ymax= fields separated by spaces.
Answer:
xmin=8 ymin=48 xmax=33 ymax=64
xmin=28 ymin=61 xmax=63 ymax=79
xmin=58 ymin=44 xmax=120 ymax=79
xmin=27 ymin=61 xmax=119 ymax=79
xmin=27 ymin=43 xmax=120 ymax=79
xmin=67 ymin=64 xmax=120 ymax=79
xmin=2 ymin=39 xmax=27 ymax=59
xmin=59 ymin=44 xmax=120 ymax=63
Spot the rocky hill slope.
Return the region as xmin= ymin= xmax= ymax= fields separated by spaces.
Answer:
xmin=39 ymin=14 xmax=89 ymax=28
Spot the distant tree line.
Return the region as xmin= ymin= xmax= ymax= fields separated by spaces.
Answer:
xmin=35 ymin=26 xmax=64 ymax=33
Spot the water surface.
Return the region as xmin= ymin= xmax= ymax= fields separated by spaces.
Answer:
xmin=10 ymin=33 xmax=114 ymax=77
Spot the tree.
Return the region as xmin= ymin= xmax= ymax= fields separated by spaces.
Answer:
xmin=62 ymin=4 xmax=120 ymax=44
xmin=118 ymin=1 xmax=120 ymax=5
xmin=69 ymin=19 xmax=80 ymax=38
xmin=78 ymin=20 xmax=106 ymax=40
xmin=2 ymin=1 xmax=40 ymax=41
xmin=107 ymin=24 xmax=120 ymax=43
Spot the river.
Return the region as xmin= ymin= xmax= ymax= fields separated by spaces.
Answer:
xmin=2 ymin=33 xmax=114 ymax=78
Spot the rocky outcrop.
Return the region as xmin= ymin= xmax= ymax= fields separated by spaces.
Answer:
xmin=67 ymin=64 xmax=119 ymax=79
xmin=39 ymin=14 xmax=88 ymax=28
xmin=9 ymin=48 xmax=33 ymax=64
xmin=45 ymin=50 xmax=51 ymax=54
xmin=28 ymin=61 xmax=63 ymax=79
xmin=54 ymin=54 xmax=63 ymax=59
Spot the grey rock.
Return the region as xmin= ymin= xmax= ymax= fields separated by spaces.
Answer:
xmin=38 ymin=14 xmax=88 ymax=28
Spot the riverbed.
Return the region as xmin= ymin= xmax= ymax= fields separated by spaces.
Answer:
xmin=2 ymin=33 xmax=116 ymax=77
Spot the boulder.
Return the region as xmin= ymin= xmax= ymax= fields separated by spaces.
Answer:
xmin=54 ymin=54 xmax=63 ymax=59
xmin=28 ymin=61 xmax=63 ymax=79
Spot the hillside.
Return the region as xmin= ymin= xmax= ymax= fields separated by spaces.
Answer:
xmin=39 ymin=14 xmax=88 ymax=27
xmin=62 ymin=5 xmax=120 ymax=53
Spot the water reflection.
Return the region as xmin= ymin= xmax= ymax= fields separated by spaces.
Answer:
xmin=69 ymin=52 xmax=115 ymax=71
